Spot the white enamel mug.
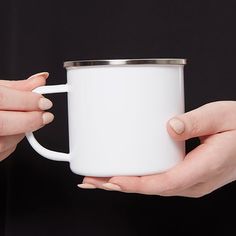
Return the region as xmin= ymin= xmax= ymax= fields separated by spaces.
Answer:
xmin=26 ymin=58 xmax=186 ymax=177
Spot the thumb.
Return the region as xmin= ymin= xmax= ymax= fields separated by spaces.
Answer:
xmin=0 ymin=72 xmax=49 ymax=91
xmin=167 ymin=101 xmax=236 ymax=141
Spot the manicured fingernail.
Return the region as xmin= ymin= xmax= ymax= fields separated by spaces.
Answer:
xmin=169 ymin=118 xmax=185 ymax=134
xmin=42 ymin=112 xmax=54 ymax=125
xmin=28 ymin=72 xmax=49 ymax=80
xmin=102 ymin=183 xmax=122 ymax=191
xmin=77 ymin=183 xmax=96 ymax=189
xmin=39 ymin=98 xmax=53 ymax=110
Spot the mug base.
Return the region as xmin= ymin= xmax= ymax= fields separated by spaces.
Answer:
xmin=70 ymin=167 xmax=173 ymax=177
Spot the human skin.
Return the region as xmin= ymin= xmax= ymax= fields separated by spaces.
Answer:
xmin=79 ymin=101 xmax=236 ymax=198
xmin=0 ymin=72 xmax=54 ymax=161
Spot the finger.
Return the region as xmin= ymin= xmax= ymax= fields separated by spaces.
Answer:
xmin=167 ymin=101 xmax=236 ymax=141
xmin=78 ymin=177 xmax=111 ymax=189
xmin=0 ymin=134 xmax=24 ymax=153
xmin=101 ymin=143 xmax=217 ymax=195
xmin=0 ymin=85 xmax=52 ymax=111
xmin=0 ymin=72 xmax=49 ymax=91
xmin=0 ymin=111 xmax=54 ymax=135
xmin=0 ymin=146 xmax=16 ymax=162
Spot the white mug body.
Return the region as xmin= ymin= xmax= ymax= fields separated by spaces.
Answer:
xmin=67 ymin=64 xmax=185 ymax=176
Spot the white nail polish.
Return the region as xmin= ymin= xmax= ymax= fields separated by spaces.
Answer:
xmin=77 ymin=183 xmax=96 ymax=189
xmin=102 ymin=183 xmax=122 ymax=191
xmin=39 ymin=98 xmax=53 ymax=110
xmin=169 ymin=118 xmax=185 ymax=134
xmin=28 ymin=72 xmax=49 ymax=80
xmin=42 ymin=112 xmax=54 ymax=125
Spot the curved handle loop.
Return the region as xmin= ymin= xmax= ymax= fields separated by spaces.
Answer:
xmin=26 ymin=84 xmax=70 ymax=162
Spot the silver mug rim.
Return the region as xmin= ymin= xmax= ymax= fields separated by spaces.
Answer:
xmin=63 ymin=58 xmax=186 ymax=68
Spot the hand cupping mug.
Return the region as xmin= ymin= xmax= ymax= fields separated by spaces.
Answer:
xmin=26 ymin=58 xmax=186 ymax=177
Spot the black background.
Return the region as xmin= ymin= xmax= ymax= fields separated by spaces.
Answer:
xmin=1 ymin=0 xmax=236 ymax=235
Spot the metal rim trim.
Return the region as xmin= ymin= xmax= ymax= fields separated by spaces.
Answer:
xmin=63 ymin=58 xmax=186 ymax=68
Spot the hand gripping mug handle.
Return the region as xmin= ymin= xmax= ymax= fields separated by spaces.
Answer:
xmin=26 ymin=84 xmax=70 ymax=162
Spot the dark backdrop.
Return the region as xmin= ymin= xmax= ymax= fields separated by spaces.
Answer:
xmin=1 ymin=0 xmax=236 ymax=235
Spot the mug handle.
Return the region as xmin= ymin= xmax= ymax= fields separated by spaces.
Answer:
xmin=26 ymin=84 xmax=70 ymax=162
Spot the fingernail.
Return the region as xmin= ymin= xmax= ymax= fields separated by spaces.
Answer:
xmin=28 ymin=72 xmax=49 ymax=80
xmin=102 ymin=183 xmax=121 ymax=191
xmin=77 ymin=183 xmax=96 ymax=189
xmin=42 ymin=112 xmax=54 ymax=125
xmin=169 ymin=118 xmax=185 ymax=134
xmin=39 ymin=97 xmax=53 ymax=110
